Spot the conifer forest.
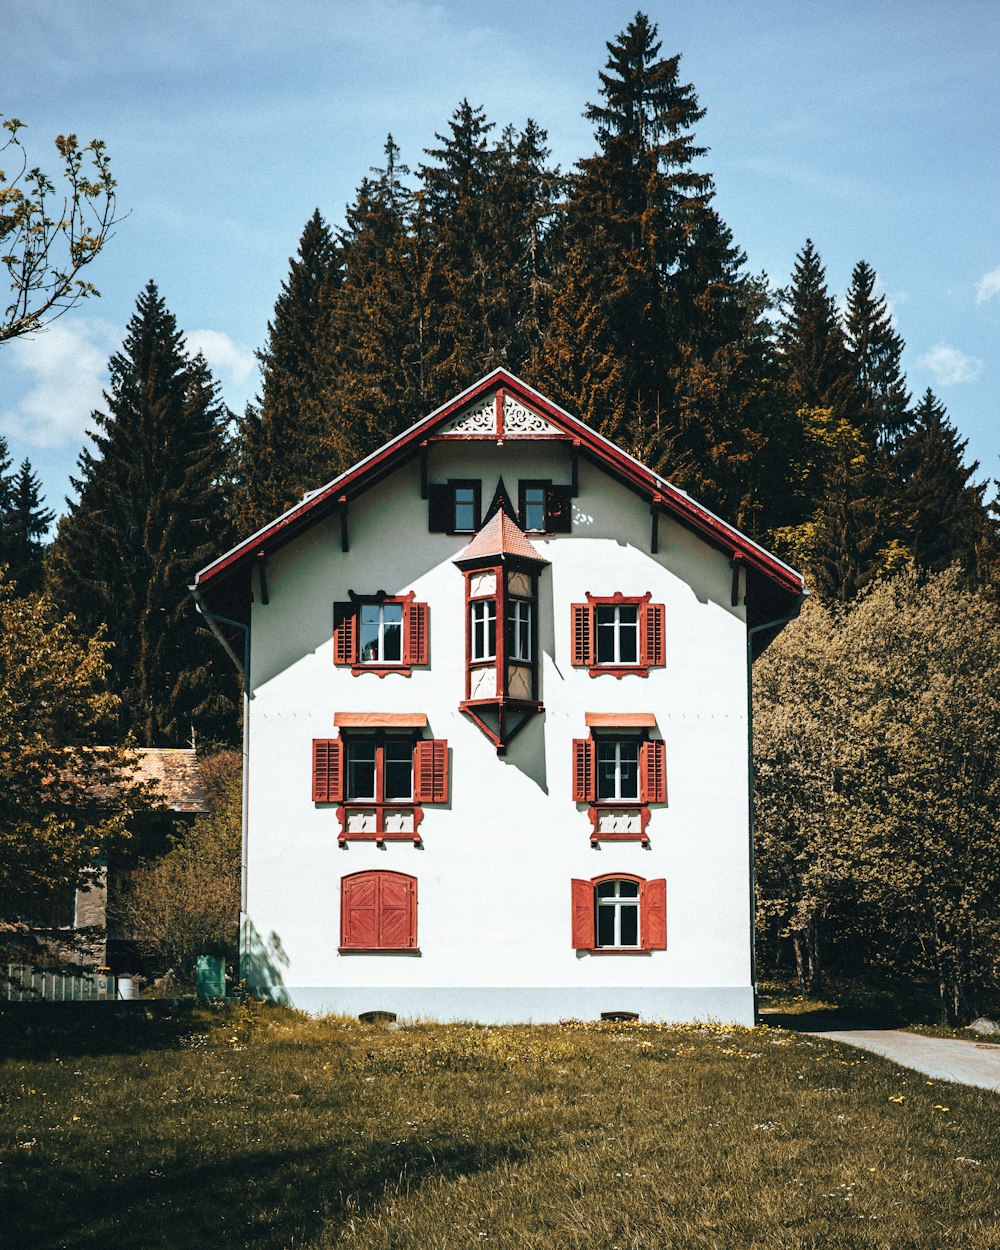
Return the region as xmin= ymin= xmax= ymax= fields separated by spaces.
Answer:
xmin=2 ymin=14 xmax=998 ymax=1016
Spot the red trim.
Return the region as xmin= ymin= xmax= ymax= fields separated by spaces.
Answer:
xmin=195 ymin=369 xmax=804 ymax=598
xmin=587 ymin=805 xmax=651 ymax=846
xmin=585 ymin=713 xmax=656 ymax=727
xmin=350 ymin=665 xmax=413 ymax=678
xmin=588 ymin=665 xmax=649 ymax=680
xmin=334 ymin=712 xmax=428 ymax=728
xmin=336 ymin=803 xmax=425 ymax=846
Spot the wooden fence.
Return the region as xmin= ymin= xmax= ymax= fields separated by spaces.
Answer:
xmin=2 ymin=964 xmax=119 ymax=1002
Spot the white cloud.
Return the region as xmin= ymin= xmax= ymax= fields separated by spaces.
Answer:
xmin=918 ymin=343 xmax=984 ymax=386
xmin=975 ymin=265 xmax=1000 ymax=304
xmin=0 ymin=319 xmax=118 ymax=450
xmin=186 ymin=328 xmax=256 ymax=395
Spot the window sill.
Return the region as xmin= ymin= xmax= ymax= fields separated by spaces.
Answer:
xmin=578 ymin=948 xmax=653 ymax=956
xmin=587 ymin=804 xmax=651 ymax=845
xmin=339 ymin=947 xmax=422 ymax=955
xmin=587 ymin=665 xmax=649 ymax=679
xmin=350 ymin=664 xmax=413 ymax=678
xmin=337 ymin=803 xmax=424 ymax=845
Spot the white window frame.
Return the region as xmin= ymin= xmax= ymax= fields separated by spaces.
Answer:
xmin=595 ymin=739 xmax=640 ymax=801
xmin=595 ymin=603 xmax=640 ymax=666
xmin=470 ymin=599 xmax=496 ymax=662
xmin=507 ymin=599 xmax=532 ymax=662
xmin=358 ymin=601 xmax=405 ymax=665
xmin=595 ymin=879 xmax=641 ymax=949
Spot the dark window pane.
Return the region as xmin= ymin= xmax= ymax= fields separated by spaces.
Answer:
xmin=359 ymin=604 xmax=380 ymax=662
xmin=620 ymin=903 xmax=639 ymax=946
xmin=596 ymin=743 xmax=617 ymax=799
xmin=347 ymin=740 xmax=376 ymax=800
xmin=619 ymin=743 xmax=639 ymax=799
xmin=596 ymin=879 xmax=617 ymax=899
xmin=597 ymin=904 xmax=616 ymax=946
xmin=618 ymin=879 xmax=639 ymax=898
xmin=383 ymin=739 xmax=412 ymax=800
xmin=382 ymin=603 xmax=403 ymax=662
xmin=618 ymin=606 xmax=639 ymax=664
xmin=596 ymin=607 xmax=616 ymax=664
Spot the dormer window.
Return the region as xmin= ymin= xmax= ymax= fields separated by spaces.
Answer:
xmin=428 ymin=480 xmax=481 ymax=534
xmin=517 ymin=479 xmax=573 ymax=533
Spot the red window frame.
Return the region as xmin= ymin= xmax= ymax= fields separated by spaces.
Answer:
xmin=571 ymin=733 xmax=666 ymax=844
xmin=340 ymin=870 xmax=418 ymax=953
xmin=570 ymin=592 xmax=665 ymax=678
xmin=570 ymin=873 xmax=667 ymax=954
xmin=333 ymin=591 xmax=429 ymax=677
xmin=312 ymin=734 xmax=448 ymax=844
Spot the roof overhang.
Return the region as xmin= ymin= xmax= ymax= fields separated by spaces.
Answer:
xmin=194 ymin=369 xmax=804 ymax=627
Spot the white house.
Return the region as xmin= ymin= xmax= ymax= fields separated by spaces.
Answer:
xmin=193 ymin=370 xmax=804 ymax=1025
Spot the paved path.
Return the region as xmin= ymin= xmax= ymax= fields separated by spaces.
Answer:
xmin=809 ymin=1029 xmax=1000 ymax=1092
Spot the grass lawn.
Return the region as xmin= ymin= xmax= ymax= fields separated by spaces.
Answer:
xmin=2 ymin=1001 xmax=998 ymax=1249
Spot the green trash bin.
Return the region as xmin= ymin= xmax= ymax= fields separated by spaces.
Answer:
xmin=196 ymin=955 xmax=225 ymax=999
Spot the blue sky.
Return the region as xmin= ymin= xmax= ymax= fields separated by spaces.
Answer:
xmin=2 ymin=0 xmax=997 ymax=519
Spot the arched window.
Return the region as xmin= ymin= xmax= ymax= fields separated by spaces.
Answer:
xmin=570 ymin=875 xmax=666 ymax=953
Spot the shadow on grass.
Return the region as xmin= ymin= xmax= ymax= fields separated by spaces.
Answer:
xmin=0 ymin=1000 xmax=202 ymax=1062
xmin=3 ymin=1133 xmax=526 ymax=1250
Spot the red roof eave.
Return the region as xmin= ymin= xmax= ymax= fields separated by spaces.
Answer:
xmin=195 ymin=368 xmax=804 ymax=599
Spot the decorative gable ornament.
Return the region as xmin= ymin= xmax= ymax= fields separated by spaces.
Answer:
xmin=436 ymin=388 xmax=563 ymax=440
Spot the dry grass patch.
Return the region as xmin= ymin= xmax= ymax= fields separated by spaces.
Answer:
xmin=1 ymin=1002 xmax=998 ymax=1248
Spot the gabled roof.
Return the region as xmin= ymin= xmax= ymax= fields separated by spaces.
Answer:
xmin=194 ymin=369 xmax=804 ymax=631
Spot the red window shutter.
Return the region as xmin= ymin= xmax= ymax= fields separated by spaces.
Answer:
xmin=571 ymin=603 xmax=592 ymax=666
xmin=641 ymin=878 xmax=667 ymax=951
xmin=571 ymin=878 xmax=595 ymax=949
xmin=405 ymin=600 xmax=429 ymax=665
xmin=333 ymin=602 xmax=356 ymax=665
xmin=312 ymin=738 xmax=344 ymax=802
xmin=341 ymin=873 xmax=378 ymax=949
xmin=413 ymin=739 xmax=448 ymax=804
xmin=640 ymin=739 xmax=666 ymax=804
xmin=572 ymin=738 xmax=595 ymax=802
xmin=641 ymin=601 xmax=665 ymax=666
xmin=378 ymin=873 xmax=417 ymax=949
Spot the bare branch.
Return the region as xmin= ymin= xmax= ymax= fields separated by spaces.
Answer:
xmin=0 ymin=115 xmax=126 ymax=343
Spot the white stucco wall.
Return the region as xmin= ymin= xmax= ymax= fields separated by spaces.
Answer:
xmin=242 ymin=438 xmax=754 ymax=1024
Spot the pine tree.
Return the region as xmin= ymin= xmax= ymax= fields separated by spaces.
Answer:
xmin=778 ymin=240 xmax=856 ymax=423
xmin=233 ymin=210 xmax=341 ymax=533
xmin=844 ymin=259 xmax=911 ymax=451
xmin=898 ymin=389 xmax=990 ymax=575
xmin=46 ymin=281 xmax=236 ymax=746
xmin=327 ymin=138 xmax=427 ymax=452
xmin=559 ymin=12 xmax=712 ymax=434
xmin=0 ymin=458 xmax=54 ymax=593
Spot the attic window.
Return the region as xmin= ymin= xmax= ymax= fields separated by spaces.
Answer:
xmin=428 ymin=480 xmax=481 ymax=534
